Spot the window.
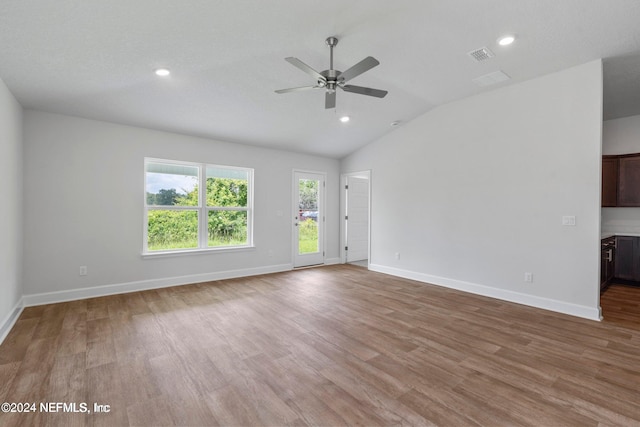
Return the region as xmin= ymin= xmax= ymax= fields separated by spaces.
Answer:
xmin=144 ymin=158 xmax=253 ymax=253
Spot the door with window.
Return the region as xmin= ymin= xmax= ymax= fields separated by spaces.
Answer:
xmin=293 ymin=171 xmax=325 ymax=267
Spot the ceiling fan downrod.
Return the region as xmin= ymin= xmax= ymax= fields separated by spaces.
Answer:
xmin=325 ymin=37 xmax=339 ymax=93
xmin=326 ymin=36 xmax=338 ymax=70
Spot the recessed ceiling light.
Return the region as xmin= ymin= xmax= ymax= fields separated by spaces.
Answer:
xmin=498 ymin=35 xmax=516 ymax=46
xmin=340 ymin=116 xmax=350 ymax=123
xmin=390 ymin=120 xmax=402 ymax=127
xmin=154 ymin=68 xmax=171 ymax=77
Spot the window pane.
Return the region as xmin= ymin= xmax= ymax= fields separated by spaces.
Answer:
xmin=298 ymin=218 xmax=319 ymax=254
xmin=298 ymin=179 xmax=318 ymax=210
xmin=146 ymin=162 xmax=199 ymax=206
xmin=298 ymin=178 xmax=319 ymax=254
xmin=208 ymin=210 xmax=247 ymax=247
xmin=147 ymin=210 xmax=198 ymax=251
xmin=206 ymin=166 xmax=248 ymax=207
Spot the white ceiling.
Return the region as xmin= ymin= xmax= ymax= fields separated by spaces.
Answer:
xmin=1 ymin=1 xmax=640 ymax=158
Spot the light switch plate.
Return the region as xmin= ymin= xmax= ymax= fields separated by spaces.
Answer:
xmin=562 ymin=215 xmax=576 ymax=226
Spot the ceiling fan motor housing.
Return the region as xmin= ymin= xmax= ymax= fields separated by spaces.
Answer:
xmin=321 ymin=69 xmax=341 ymax=92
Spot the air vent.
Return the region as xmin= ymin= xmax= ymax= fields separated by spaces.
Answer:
xmin=467 ymin=47 xmax=495 ymax=62
xmin=472 ymin=70 xmax=511 ymax=87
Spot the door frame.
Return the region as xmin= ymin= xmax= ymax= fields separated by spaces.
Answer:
xmin=340 ymin=170 xmax=371 ymax=265
xmin=292 ymin=169 xmax=326 ymax=268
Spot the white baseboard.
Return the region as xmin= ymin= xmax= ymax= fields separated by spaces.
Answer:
xmin=325 ymin=257 xmax=341 ymax=265
xmin=0 ymin=299 xmax=24 ymax=346
xmin=369 ymin=264 xmax=601 ymax=321
xmin=22 ymin=263 xmax=293 ymax=307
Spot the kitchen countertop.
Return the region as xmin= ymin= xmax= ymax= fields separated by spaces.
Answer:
xmin=602 ymin=232 xmax=640 ymax=239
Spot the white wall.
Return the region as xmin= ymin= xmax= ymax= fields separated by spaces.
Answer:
xmin=0 ymin=76 xmax=23 ymax=341
xmin=602 ymin=115 xmax=640 ymax=155
xmin=341 ymin=60 xmax=603 ymax=320
xmin=23 ymin=111 xmax=340 ymax=302
xmin=601 ymin=115 xmax=640 ymax=234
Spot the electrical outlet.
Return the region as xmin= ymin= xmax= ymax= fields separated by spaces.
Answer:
xmin=79 ymin=266 xmax=88 ymax=276
xmin=524 ymin=272 xmax=533 ymax=283
xmin=395 ymin=252 xmax=400 ymax=260
xmin=267 ymin=249 xmax=274 ymax=257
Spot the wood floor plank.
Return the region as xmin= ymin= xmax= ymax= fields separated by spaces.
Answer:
xmin=0 ymin=318 xmax=38 ymax=365
xmin=0 ymin=361 xmax=21 ymax=403
xmin=594 ymin=363 xmax=640 ymax=393
xmin=48 ymin=352 xmax=86 ymax=403
xmin=453 ymin=371 xmax=598 ymax=427
xmin=116 ymin=356 xmax=163 ymax=405
xmin=601 ymin=284 xmax=640 ymax=331
xmin=86 ymin=362 xmax=129 ymax=427
xmin=31 ymin=305 xmax=67 ymax=340
xmin=153 ymin=392 xmax=217 ymax=427
xmin=406 ymin=376 xmax=526 ymax=426
xmin=57 ymin=311 xmax=87 ymax=357
xmin=85 ymin=298 xmax=109 ymax=322
xmin=301 ymin=323 xmax=381 ymax=361
xmin=1 ymin=265 xmax=639 ymax=426
xmin=398 ymin=387 xmax=482 ymax=427
xmin=550 ymin=375 xmax=640 ymax=427
xmin=85 ymin=317 xmax=112 ymax=344
xmin=205 ymin=384 xmax=263 ymax=427
xmin=228 ymin=375 xmax=300 ymax=426
xmin=319 ymin=362 xmax=430 ymax=426
xmin=125 ymin=395 xmax=176 ymax=427
xmin=85 ymin=338 xmax=116 ymax=369
xmin=241 ymin=353 xmax=323 ymax=406
xmin=42 ymin=353 xmax=87 ymax=427
xmin=5 ymin=337 xmax=59 ymax=402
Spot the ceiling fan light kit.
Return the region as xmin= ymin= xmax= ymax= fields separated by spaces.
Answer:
xmin=275 ymin=36 xmax=388 ymax=109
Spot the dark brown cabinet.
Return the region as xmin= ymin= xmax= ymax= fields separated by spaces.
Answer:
xmin=601 ymin=236 xmax=616 ymax=290
xmin=602 ymin=156 xmax=618 ymax=207
xmin=614 ymin=236 xmax=638 ymax=281
xmin=602 ymin=153 xmax=640 ymax=207
xmin=618 ymin=155 xmax=640 ymax=206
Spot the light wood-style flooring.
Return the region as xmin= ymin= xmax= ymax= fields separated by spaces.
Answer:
xmin=1 ymin=265 xmax=639 ymax=426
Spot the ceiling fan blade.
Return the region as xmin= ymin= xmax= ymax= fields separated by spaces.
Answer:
xmin=341 ymin=84 xmax=388 ymax=98
xmin=338 ymin=56 xmax=380 ymax=83
xmin=325 ymin=91 xmax=336 ymax=109
xmin=275 ymin=85 xmax=320 ymax=94
xmin=285 ymin=57 xmax=324 ymax=81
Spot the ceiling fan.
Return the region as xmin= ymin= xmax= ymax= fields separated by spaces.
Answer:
xmin=275 ymin=36 xmax=388 ymax=109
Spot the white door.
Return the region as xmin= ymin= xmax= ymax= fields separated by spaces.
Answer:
xmin=345 ymin=174 xmax=369 ymax=263
xmin=293 ymin=171 xmax=325 ymax=267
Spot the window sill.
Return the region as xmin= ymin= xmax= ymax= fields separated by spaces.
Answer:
xmin=142 ymin=245 xmax=256 ymax=259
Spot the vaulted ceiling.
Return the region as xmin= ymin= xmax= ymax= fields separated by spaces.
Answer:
xmin=1 ymin=1 xmax=639 ymax=158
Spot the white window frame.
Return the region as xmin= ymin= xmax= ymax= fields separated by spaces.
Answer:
xmin=143 ymin=158 xmax=254 ymax=256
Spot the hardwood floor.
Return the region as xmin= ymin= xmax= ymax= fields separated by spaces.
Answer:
xmin=601 ymin=283 xmax=640 ymax=330
xmin=1 ymin=265 xmax=639 ymax=426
